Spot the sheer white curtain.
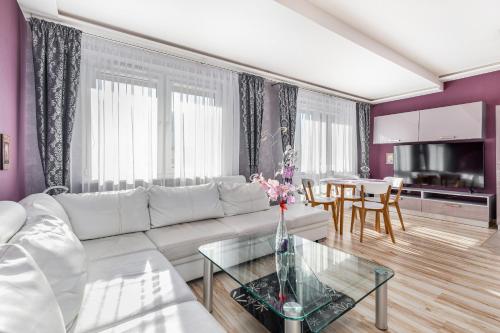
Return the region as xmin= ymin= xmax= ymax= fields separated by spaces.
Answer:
xmin=295 ymin=89 xmax=358 ymax=183
xmin=72 ymin=36 xmax=239 ymax=192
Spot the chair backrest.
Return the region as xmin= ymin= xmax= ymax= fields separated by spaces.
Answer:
xmin=301 ymin=178 xmax=315 ymax=202
xmin=358 ymin=182 xmax=392 ymax=209
xmin=384 ymin=177 xmax=403 ymax=188
xmin=384 ymin=177 xmax=403 ymax=200
xmin=361 ymin=182 xmax=390 ymax=195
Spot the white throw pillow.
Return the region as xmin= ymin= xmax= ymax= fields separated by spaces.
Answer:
xmin=19 ymin=193 xmax=71 ymax=227
xmin=0 ymin=201 xmax=26 ymax=243
xmin=149 ymin=183 xmax=225 ymax=227
xmin=0 ymin=244 xmax=66 ymax=333
xmin=218 ymin=182 xmax=270 ymax=216
xmin=55 ymin=187 xmax=150 ymax=240
xmin=9 ymin=215 xmax=87 ymax=328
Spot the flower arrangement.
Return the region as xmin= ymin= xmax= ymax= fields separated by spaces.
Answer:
xmin=251 ymin=174 xmax=296 ymax=208
xmin=251 ymin=145 xmax=298 ymax=209
xmin=250 ymin=143 xmax=298 ymax=254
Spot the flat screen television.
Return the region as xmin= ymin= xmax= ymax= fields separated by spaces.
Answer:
xmin=393 ymin=142 xmax=484 ymax=189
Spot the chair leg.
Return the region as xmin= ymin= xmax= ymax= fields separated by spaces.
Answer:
xmin=339 ymin=200 xmax=344 ymax=235
xmin=375 ymin=211 xmax=381 ymax=233
xmin=382 ymin=208 xmax=396 ymax=243
xmin=323 ymin=204 xmax=328 ymax=211
xmin=394 ymin=202 xmax=406 ymax=231
xmin=350 ymin=206 xmax=356 ymax=233
xmin=360 ymin=208 xmax=366 ymax=242
xmin=332 ymin=203 xmax=338 ymax=231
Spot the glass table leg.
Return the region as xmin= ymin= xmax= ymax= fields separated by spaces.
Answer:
xmin=284 ymin=319 xmax=302 ymax=333
xmin=203 ymin=257 xmax=213 ymax=313
xmin=375 ymin=268 xmax=389 ymax=330
xmin=284 ymin=302 xmax=303 ymax=333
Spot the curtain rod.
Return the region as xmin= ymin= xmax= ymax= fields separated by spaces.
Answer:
xmin=25 ymin=11 xmax=370 ymax=104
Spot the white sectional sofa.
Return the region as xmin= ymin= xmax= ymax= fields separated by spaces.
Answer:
xmin=0 ymin=176 xmax=330 ymax=333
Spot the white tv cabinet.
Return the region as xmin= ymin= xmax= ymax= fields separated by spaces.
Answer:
xmin=393 ymin=187 xmax=495 ymax=228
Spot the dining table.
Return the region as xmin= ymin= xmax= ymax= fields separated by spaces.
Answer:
xmin=320 ymin=177 xmax=387 ymax=235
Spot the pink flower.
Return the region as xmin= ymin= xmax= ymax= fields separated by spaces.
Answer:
xmin=251 ymin=175 xmax=295 ymax=204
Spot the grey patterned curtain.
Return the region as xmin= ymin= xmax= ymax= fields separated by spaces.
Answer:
xmin=278 ymin=83 xmax=298 ymax=152
xmin=30 ymin=18 xmax=82 ymax=188
xmin=357 ymin=102 xmax=371 ymax=178
xmin=239 ymin=73 xmax=264 ymax=175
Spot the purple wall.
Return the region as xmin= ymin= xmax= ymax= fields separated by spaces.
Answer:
xmin=370 ymin=70 xmax=500 ymax=194
xmin=0 ymin=0 xmax=24 ymax=201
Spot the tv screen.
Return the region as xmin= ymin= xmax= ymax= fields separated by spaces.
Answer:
xmin=393 ymin=142 xmax=484 ymax=189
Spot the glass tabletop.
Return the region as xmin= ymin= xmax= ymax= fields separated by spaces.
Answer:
xmin=199 ymin=234 xmax=394 ymax=332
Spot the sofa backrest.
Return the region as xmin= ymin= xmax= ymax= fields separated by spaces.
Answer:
xmin=218 ymin=182 xmax=270 ymax=216
xmin=149 ymin=182 xmax=224 ymax=228
xmin=211 ymin=175 xmax=246 ymax=184
xmin=55 ymin=187 xmax=150 ymax=240
xmin=19 ymin=193 xmax=71 ymax=227
xmin=0 ymin=201 xmax=26 ymax=243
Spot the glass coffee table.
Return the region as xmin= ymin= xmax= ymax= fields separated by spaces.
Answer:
xmin=199 ymin=234 xmax=394 ymax=333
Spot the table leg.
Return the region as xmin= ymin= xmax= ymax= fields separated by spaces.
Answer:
xmin=284 ymin=302 xmax=303 ymax=333
xmin=203 ymin=258 xmax=213 ymax=312
xmin=375 ymin=269 xmax=389 ymax=330
xmin=339 ymin=197 xmax=344 ymax=235
xmin=284 ymin=319 xmax=302 ymax=333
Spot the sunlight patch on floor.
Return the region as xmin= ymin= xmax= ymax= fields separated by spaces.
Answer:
xmin=410 ymin=226 xmax=480 ymax=248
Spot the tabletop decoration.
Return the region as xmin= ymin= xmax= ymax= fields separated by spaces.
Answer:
xmin=251 ymin=173 xmax=295 ymax=253
xmin=252 ymin=142 xmax=298 ymax=254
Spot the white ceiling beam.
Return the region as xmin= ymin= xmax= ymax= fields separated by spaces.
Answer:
xmin=274 ymin=0 xmax=443 ymax=92
xmin=370 ymin=86 xmax=443 ymax=104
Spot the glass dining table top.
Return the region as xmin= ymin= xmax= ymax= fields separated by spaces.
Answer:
xmin=199 ymin=234 xmax=394 ymax=332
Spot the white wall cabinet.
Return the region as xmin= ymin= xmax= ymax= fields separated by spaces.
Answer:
xmin=418 ymin=101 xmax=485 ymax=142
xmin=373 ymin=101 xmax=485 ymax=144
xmin=373 ymin=111 xmax=419 ymax=144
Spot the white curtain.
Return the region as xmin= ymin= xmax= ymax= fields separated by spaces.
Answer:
xmin=295 ymin=89 xmax=358 ymax=183
xmin=72 ymin=35 xmax=239 ymax=192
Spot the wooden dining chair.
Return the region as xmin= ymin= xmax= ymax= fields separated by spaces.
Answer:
xmin=302 ymin=178 xmax=339 ymax=230
xmin=350 ymin=182 xmax=395 ymax=243
xmin=366 ymin=177 xmax=406 ymax=231
xmin=384 ymin=177 xmax=406 ymax=231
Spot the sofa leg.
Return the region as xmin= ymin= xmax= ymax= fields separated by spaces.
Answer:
xmin=203 ymin=258 xmax=214 ymax=313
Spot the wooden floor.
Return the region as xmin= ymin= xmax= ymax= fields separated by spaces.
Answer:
xmin=189 ymin=210 xmax=500 ymax=333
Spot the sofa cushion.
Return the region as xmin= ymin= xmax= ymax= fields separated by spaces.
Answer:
xmin=56 ymin=187 xmax=150 ymax=240
xmin=218 ymin=182 xmax=270 ymax=216
xmin=0 ymin=201 xmax=26 ymax=243
xmin=82 ymin=232 xmax=156 ymax=261
xmin=218 ymin=204 xmax=330 ymax=236
xmin=73 ymin=250 xmax=195 ymax=333
xmin=146 ymin=219 xmax=237 ymax=261
xmin=9 ymin=215 xmax=87 ymax=328
xmin=0 ymin=244 xmax=66 ymax=333
xmin=98 ymin=301 xmax=226 ymax=333
xmin=19 ymin=193 xmax=71 ymax=226
xmin=149 ymin=183 xmax=224 ymax=228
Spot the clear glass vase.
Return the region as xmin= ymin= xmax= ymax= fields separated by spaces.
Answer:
xmin=275 ymin=206 xmax=289 ymax=253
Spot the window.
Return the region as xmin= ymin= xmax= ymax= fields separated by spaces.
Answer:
xmin=89 ymin=78 xmax=158 ymax=187
xmin=295 ymin=90 xmax=358 ymax=181
xmin=74 ymin=35 xmax=239 ymax=192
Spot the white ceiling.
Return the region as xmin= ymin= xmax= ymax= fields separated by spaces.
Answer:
xmin=309 ymin=0 xmax=500 ymax=76
xmin=17 ymin=0 xmax=500 ymax=102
